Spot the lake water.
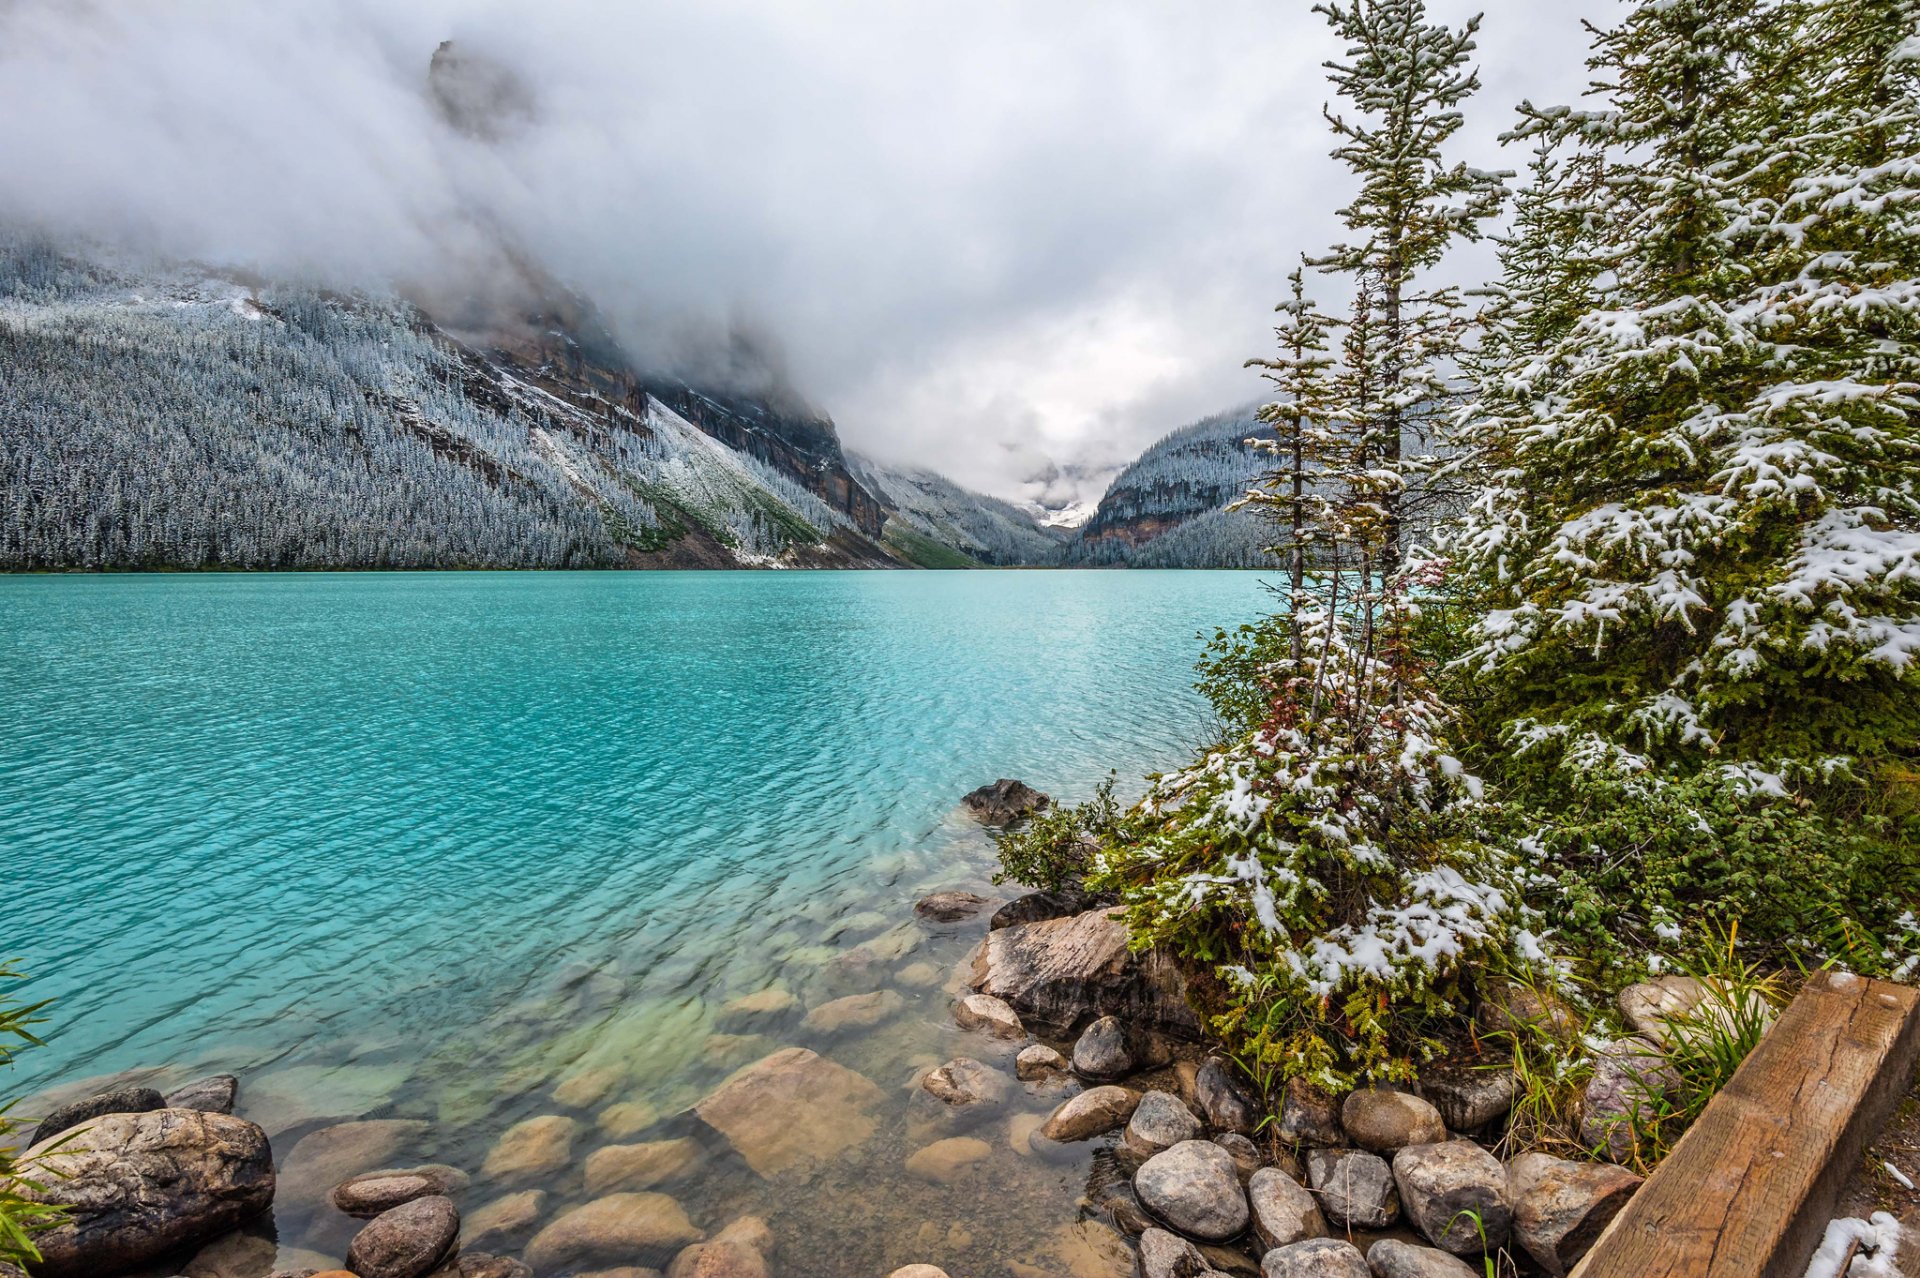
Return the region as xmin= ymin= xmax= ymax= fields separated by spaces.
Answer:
xmin=1 ymin=569 xmax=1273 ymax=1276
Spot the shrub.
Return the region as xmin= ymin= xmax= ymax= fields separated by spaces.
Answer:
xmin=0 ymin=963 xmax=61 ymax=1270
xmin=992 ymin=774 xmax=1127 ymax=894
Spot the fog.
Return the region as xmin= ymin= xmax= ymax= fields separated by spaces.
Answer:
xmin=0 ymin=0 xmax=1598 ymax=506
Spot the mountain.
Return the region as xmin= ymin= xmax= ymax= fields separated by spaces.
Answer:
xmin=1061 ymin=406 xmax=1278 ymax=568
xmin=848 ymin=453 xmax=1067 ymax=567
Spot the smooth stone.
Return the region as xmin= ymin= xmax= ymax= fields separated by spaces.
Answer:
xmin=1615 ymin=975 xmax=1706 ymax=1048
xmin=694 ymin=1046 xmax=883 ymax=1180
xmin=1307 ymin=1147 xmax=1400 ymax=1229
xmin=969 ymin=908 xmax=1201 ymax=1038
xmin=344 ymin=1196 xmax=459 ymax=1278
xmin=456 ymin=1255 xmax=534 ymax=1278
xmin=954 ymin=993 xmax=1025 ymax=1039
xmin=904 ymin=1136 xmax=993 ymax=1183
xmin=464 ymin=1189 xmax=546 ymax=1246
xmin=1579 ymin=1037 xmax=1682 ymax=1164
xmin=920 ymin=1057 xmax=1012 ymax=1107
xmin=166 ymin=1075 xmax=240 ymax=1116
xmin=29 ymin=1086 xmax=166 ymax=1148
xmin=1194 ymin=1059 xmax=1263 ymax=1135
xmin=1342 ymin=1089 xmax=1447 ymax=1153
xmin=896 ymin=962 xmax=943 ymax=989
xmin=714 ymin=988 xmax=798 ymax=1029
xmin=1392 ymin=1141 xmax=1512 ymax=1255
xmin=553 ymin=1066 xmax=625 ymax=1109
xmin=1072 ymin=1016 xmax=1134 ymax=1079
xmin=916 ymin=891 xmax=990 ymax=922
xmin=1139 ymin=1226 xmax=1210 ymax=1278
xmin=1041 ymin=1085 xmax=1142 ymax=1141
xmin=961 ymin=778 xmax=1052 ymax=823
xmin=1365 ymin=1238 xmax=1478 ymax=1278
xmin=664 ymin=1220 xmax=771 ymax=1278
xmin=583 ymin=1139 xmax=703 ymax=1194
xmin=482 ymin=1115 xmax=576 ymax=1180
xmin=1016 ymin=1044 xmax=1069 ymax=1080
xmin=525 ymin=1194 xmax=703 ymax=1272
xmin=887 ymin=1268 xmax=951 ymax=1278
xmin=990 ymin=889 xmax=1103 ymax=931
xmin=1260 ymin=1238 xmax=1368 ymax=1278
xmin=1133 ymin=1139 xmax=1251 ymax=1243
xmin=598 ymin=1100 xmax=662 ymax=1139
xmin=1008 ymin=1111 xmax=1047 ymax=1157
xmin=803 ymin=989 xmax=905 ymax=1034
xmin=1276 ymin=1080 xmax=1344 ymax=1147
xmin=331 ymin=1172 xmax=441 ymax=1218
xmin=1125 ymin=1091 xmax=1205 ymax=1158
xmin=1417 ymin=1068 xmax=1517 ymax=1133
xmin=279 ymin=1120 xmax=432 ymax=1209
xmin=1507 ymin=1152 xmax=1643 ymax=1276
xmin=22 ymin=1109 xmax=274 ymax=1278
xmin=1248 ymin=1167 xmax=1326 ymax=1251
xmin=1213 ymin=1133 xmax=1264 ymax=1184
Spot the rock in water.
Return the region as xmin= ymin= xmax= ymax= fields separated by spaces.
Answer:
xmin=481 ymin=1114 xmax=576 ymax=1180
xmin=1194 ymin=1059 xmax=1262 ymax=1135
xmin=1366 ymin=1238 xmax=1479 ymax=1278
xmin=1506 ymin=1152 xmax=1643 ymax=1276
xmin=990 ymin=889 xmax=1103 ymax=931
xmin=1247 ymin=1167 xmax=1325 ymax=1251
xmin=1306 ymin=1148 xmax=1399 ymax=1229
xmin=1138 ymin=1227 xmax=1210 ymax=1278
xmin=23 ymin=1109 xmax=275 ymax=1278
xmin=962 ymin=778 xmax=1052 ymax=823
xmin=802 ymin=989 xmax=905 ymax=1034
xmin=165 ymin=1075 xmax=240 ymax=1116
xmin=1341 ymin=1088 xmax=1447 ymax=1152
xmin=970 ymin=909 xmax=1200 ymax=1037
xmin=277 ymin=1119 xmax=431 ymax=1208
xmin=916 ymin=891 xmax=990 ymax=922
xmin=1133 ymin=1139 xmax=1250 ymax=1242
xmin=454 ymin=1255 xmax=533 ymax=1278
xmin=1016 ymin=1044 xmax=1068 ymax=1079
xmin=345 ymin=1195 xmax=460 ymax=1278
xmin=904 ymin=1136 xmax=993 ymax=1183
xmin=583 ymin=1139 xmax=704 ymax=1194
xmin=1258 ymin=1238 xmax=1368 ymax=1278
xmin=694 ymin=1047 xmax=883 ymax=1179
xmin=1073 ymin=1016 xmax=1134 ymax=1079
xmin=331 ymin=1171 xmax=443 ymax=1218
xmin=29 ymin=1086 xmax=167 ymax=1148
xmin=1125 ymin=1091 xmax=1204 ymax=1158
xmin=921 ymin=1057 xmax=1013 ymax=1108
xmin=664 ymin=1216 xmax=774 ymax=1278
xmin=1392 ymin=1141 xmax=1512 ymax=1255
xmin=1041 ymin=1086 xmax=1142 ymax=1141
xmin=464 ymin=1189 xmax=546 ymax=1247
xmin=525 ymin=1193 xmax=703 ymax=1272
xmin=1579 ymin=1037 xmax=1682 ymax=1164
xmin=955 ymin=994 xmax=1026 ymax=1039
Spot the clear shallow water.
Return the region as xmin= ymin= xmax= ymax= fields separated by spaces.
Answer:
xmin=2 ymin=569 xmax=1273 ymax=1275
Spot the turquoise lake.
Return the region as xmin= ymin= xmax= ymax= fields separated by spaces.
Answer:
xmin=1 ymin=569 xmax=1275 ymax=1275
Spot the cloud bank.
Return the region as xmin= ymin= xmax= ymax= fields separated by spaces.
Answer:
xmin=0 ymin=0 xmax=1596 ymax=505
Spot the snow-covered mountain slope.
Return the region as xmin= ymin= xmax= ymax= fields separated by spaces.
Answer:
xmin=848 ymin=453 xmax=1064 ymax=567
xmin=1062 ymin=406 xmax=1278 ymax=568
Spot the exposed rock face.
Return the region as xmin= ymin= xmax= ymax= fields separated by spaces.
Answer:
xmin=1125 ymin=1091 xmax=1205 ymax=1158
xmin=990 ymin=890 xmax=1104 ymax=931
xmin=1579 ymin=1037 xmax=1682 ymax=1164
xmin=916 ymin=891 xmax=990 ymax=922
xmin=1418 ymin=1068 xmax=1517 ymax=1133
xmin=970 ymin=908 xmax=1201 ymax=1037
xmin=1133 ymin=1139 xmax=1251 ymax=1243
xmin=1041 ymin=1086 xmax=1142 ymax=1141
xmin=920 ymin=1058 xmax=1012 ymax=1108
xmin=1073 ymin=1016 xmax=1134 ymax=1079
xmin=1276 ymin=1080 xmax=1344 ymax=1147
xmin=962 ymin=779 xmax=1052 ymax=824
xmin=1392 ymin=1141 xmax=1512 ymax=1256
xmin=694 ymin=1047 xmax=883 ymax=1179
xmin=1366 ymin=1239 xmax=1479 ymax=1278
xmin=331 ymin=1171 xmax=443 ymax=1218
xmin=954 ymin=994 xmax=1025 ymax=1039
xmin=802 ymin=989 xmax=905 ymax=1034
xmin=1139 ymin=1226 xmax=1211 ymax=1278
xmin=23 ymin=1109 xmax=275 ymax=1278
xmin=583 ymin=1138 xmax=703 ymax=1194
xmin=345 ymin=1195 xmax=460 ymax=1278
xmin=524 ymin=1193 xmax=703 ymax=1271
xmin=1193 ymin=1060 xmax=1262 ymax=1135
xmin=1247 ymin=1168 xmax=1326 ymax=1252
xmin=1306 ymin=1148 xmax=1399 ymax=1229
xmin=1259 ymin=1238 xmax=1368 ymax=1278
xmin=29 ymin=1087 xmax=167 ymax=1148
xmin=482 ymin=1114 xmax=576 ymax=1180
xmin=1506 ymin=1152 xmax=1643 ymax=1276
xmin=1016 ymin=1044 xmax=1068 ymax=1079
xmin=1341 ymin=1089 xmax=1447 ymax=1153
xmin=165 ymin=1075 xmax=239 ymax=1116
xmin=904 ymin=1136 xmax=993 ymax=1183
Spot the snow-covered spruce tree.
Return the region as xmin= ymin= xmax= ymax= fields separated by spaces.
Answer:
xmin=1448 ymin=0 xmax=1920 ymax=971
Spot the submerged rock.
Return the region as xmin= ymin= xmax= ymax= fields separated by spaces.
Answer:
xmin=583 ymin=1138 xmax=703 ymax=1194
xmin=29 ymin=1086 xmax=166 ymax=1149
xmin=454 ymin=1255 xmax=534 ymax=1278
xmin=714 ymin=988 xmax=798 ymax=1030
xmin=1073 ymin=1016 xmax=1134 ymax=1079
xmin=465 ymin=1189 xmax=546 ymax=1247
xmin=482 ymin=1114 xmax=577 ymax=1180
xmin=802 ymin=989 xmax=905 ymax=1034
xmin=278 ymin=1119 xmax=431 ymax=1208
xmin=962 ymin=778 xmax=1052 ymax=823
xmin=165 ymin=1075 xmax=239 ymax=1116
xmin=1041 ymin=1085 xmax=1141 ymax=1141
xmin=694 ymin=1047 xmax=883 ymax=1179
xmin=525 ymin=1193 xmax=703 ymax=1272
xmin=1392 ymin=1140 xmax=1512 ymax=1255
xmin=23 ymin=1109 xmax=275 ymax=1278
xmin=1306 ymin=1148 xmax=1399 ymax=1229
xmin=920 ymin=1057 xmax=1012 ymax=1108
xmin=1507 ymin=1151 xmax=1643 ymax=1276
xmin=344 ymin=1195 xmax=460 ymax=1278
xmin=1259 ymin=1238 xmax=1367 ymax=1278
xmin=970 ymin=908 xmax=1201 ymax=1038
xmin=664 ymin=1216 xmax=773 ymax=1278
xmin=916 ymin=891 xmax=991 ymax=922
xmin=1133 ymin=1139 xmax=1250 ymax=1242
xmin=904 ymin=1136 xmax=993 ymax=1183
xmin=331 ymin=1171 xmax=443 ymax=1218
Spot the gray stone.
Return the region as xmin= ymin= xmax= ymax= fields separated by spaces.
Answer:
xmin=1016 ymin=1044 xmax=1068 ymax=1080
xmin=1247 ymin=1167 xmax=1325 ymax=1252
xmin=1307 ymin=1147 xmax=1399 ymax=1229
xmin=1392 ymin=1141 xmax=1511 ymax=1256
xmin=1579 ymin=1037 xmax=1682 ymax=1164
xmin=1276 ymin=1079 xmax=1344 ymax=1147
xmin=1134 ymin=1139 xmax=1251 ymax=1243
xmin=29 ymin=1087 xmax=167 ymax=1149
xmin=1507 ymin=1151 xmax=1643 ymax=1276
xmin=1213 ymin=1132 xmax=1264 ymax=1183
xmin=954 ymin=994 xmax=1025 ymax=1039
xmin=1140 ymin=1226 xmax=1211 ymax=1278
xmin=1073 ymin=1015 xmax=1134 ymax=1079
xmin=1417 ymin=1068 xmax=1516 ymax=1133
xmin=21 ymin=1108 xmax=275 ymax=1278
xmin=921 ymin=1057 xmax=1012 ymax=1108
xmin=345 ymin=1195 xmax=460 ymax=1278
xmin=164 ymin=1075 xmax=239 ymax=1116
xmin=331 ymin=1170 xmax=443 ymax=1218
xmin=962 ymin=778 xmax=1052 ymax=823
xmin=1342 ymin=1088 xmax=1447 ymax=1153
xmin=1260 ymin=1238 xmax=1368 ymax=1278
xmin=1041 ymin=1085 xmax=1142 ymax=1141
xmin=916 ymin=890 xmax=990 ymax=922
xmin=1125 ymin=1091 xmax=1205 ymax=1158
xmin=1615 ymin=975 xmax=1707 ymax=1048
xmin=1365 ymin=1238 xmax=1478 ymax=1278
xmin=970 ymin=908 xmax=1201 ymax=1038
xmin=1195 ymin=1059 xmax=1263 ymax=1135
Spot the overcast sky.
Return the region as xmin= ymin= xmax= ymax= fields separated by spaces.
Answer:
xmin=0 ymin=1 xmax=1602 ymax=508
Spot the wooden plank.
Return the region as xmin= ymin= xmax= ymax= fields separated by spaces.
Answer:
xmin=1573 ymin=970 xmax=1920 ymax=1278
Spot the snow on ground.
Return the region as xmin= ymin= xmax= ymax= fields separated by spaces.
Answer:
xmin=1805 ymin=1212 xmax=1904 ymax=1278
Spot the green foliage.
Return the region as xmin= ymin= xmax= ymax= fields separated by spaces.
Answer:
xmin=0 ymin=963 xmax=62 ymax=1269
xmin=992 ymin=774 xmax=1125 ymax=893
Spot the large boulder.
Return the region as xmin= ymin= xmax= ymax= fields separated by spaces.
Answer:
xmin=1507 ymin=1152 xmax=1643 ymax=1276
xmin=694 ymin=1047 xmax=883 ymax=1179
xmin=1392 ymin=1141 xmax=1511 ymax=1256
xmin=962 ymin=779 xmax=1052 ymax=823
xmin=1133 ymin=1139 xmax=1250 ymax=1243
xmin=1125 ymin=1092 xmax=1205 ymax=1158
xmin=1579 ymin=1037 xmax=1682 ymax=1164
xmin=970 ymin=909 xmax=1201 ymax=1038
xmin=1247 ymin=1167 xmax=1325 ymax=1252
xmin=525 ymin=1193 xmax=703 ymax=1271
xmin=29 ymin=1087 xmax=166 ymax=1149
xmin=1072 ymin=1016 xmax=1134 ymax=1079
xmin=344 ymin=1195 xmax=460 ymax=1278
xmin=1306 ymin=1148 xmax=1399 ymax=1229
xmin=1366 ymin=1239 xmax=1479 ymax=1278
xmin=1041 ymin=1086 xmax=1141 ymax=1141
xmin=22 ymin=1108 xmax=275 ymax=1278
xmin=1341 ymin=1089 xmax=1446 ymax=1153
xmin=1260 ymin=1238 xmax=1367 ymax=1278
xmin=1194 ymin=1060 xmax=1262 ymax=1135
